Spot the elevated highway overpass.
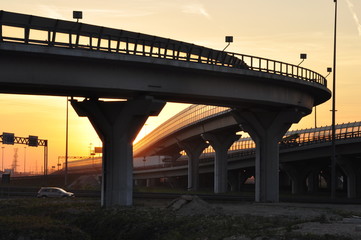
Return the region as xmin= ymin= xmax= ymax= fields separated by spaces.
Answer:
xmin=0 ymin=11 xmax=331 ymax=206
xmin=63 ymin=119 xmax=361 ymax=199
xmin=133 ymin=105 xmax=361 ymax=199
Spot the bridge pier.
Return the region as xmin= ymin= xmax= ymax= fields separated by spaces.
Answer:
xmin=307 ymin=170 xmax=320 ymax=193
xmin=201 ymin=131 xmax=240 ymax=193
xmin=71 ymin=97 xmax=165 ymax=207
xmin=178 ymin=138 xmax=209 ymax=191
xmin=281 ymin=162 xmax=310 ymax=194
xmin=337 ymin=156 xmax=361 ymax=198
xmin=232 ymin=109 xmax=303 ymax=202
xmin=228 ymin=170 xmax=240 ymax=192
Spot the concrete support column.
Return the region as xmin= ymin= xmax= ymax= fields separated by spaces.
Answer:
xmin=71 ymin=97 xmax=165 ymax=207
xmin=178 ymin=138 xmax=209 ymax=191
xmin=337 ymin=156 xmax=361 ymax=198
xmin=307 ymin=170 xmax=320 ymax=193
xmin=201 ymin=132 xmax=240 ymax=193
xmin=280 ymin=163 xmax=309 ymax=194
xmin=228 ymin=170 xmax=241 ymax=191
xmin=232 ymin=109 xmax=303 ymax=202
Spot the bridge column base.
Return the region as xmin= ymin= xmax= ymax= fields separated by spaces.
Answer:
xmin=232 ymin=109 xmax=304 ymax=202
xmin=201 ymin=132 xmax=240 ymax=193
xmin=71 ymin=97 xmax=165 ymax=207
xmin=178 ymin=138 xmax=209 ymax=191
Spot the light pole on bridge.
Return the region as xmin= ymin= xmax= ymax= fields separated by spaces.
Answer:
xmin=223 ymin=36 xmax=233 ymax=51
xmin=331 ymin=0 xmax=338 ymax=199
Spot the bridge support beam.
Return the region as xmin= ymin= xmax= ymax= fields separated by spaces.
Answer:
xmin=232 ymin=109 xmax=303 ymax=202
xmin=178 ymin=138 xmax=209 ymax=191
xmin=202 ymin=132 xmax=240 ymax=193
xmin=71 ymin=97 xmax=165 ymax=207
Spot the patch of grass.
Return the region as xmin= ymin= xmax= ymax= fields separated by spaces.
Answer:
xmin=0 ymin=215 xmax=88 ymax=240
xmin=73 ymin=208 xmax=302 ymax=240
xmin=0 ymin=198 xmax=96 ymax=240
xmin=0 ymin=198 xmax=356 ymax=240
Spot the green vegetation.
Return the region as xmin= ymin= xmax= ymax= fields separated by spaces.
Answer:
xmin=0 ymin=198 xmax=354 ymax=240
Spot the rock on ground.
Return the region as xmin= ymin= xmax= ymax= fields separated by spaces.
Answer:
xmin=167 ymin=195 xmax=223 ymax=216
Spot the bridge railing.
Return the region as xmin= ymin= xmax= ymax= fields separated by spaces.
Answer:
xmin=282 ymin=121 xmax=361 ymax=147
xmin=65 ymin=121 xmax=361 ymax=171
xmin=150 ymin=121 xmax=361 ymax=167
xmin=0 ymin=10 xmax=326 ymax=86
xmin=134 ymin=105 xmax=230 ymax=153
xmin=135 ymin=102 xmax=361 ymax=156
xmin=227 ymin=121 xmax=361 ymax=156
xmin=133 ymin=122 xmax=361 ymax=171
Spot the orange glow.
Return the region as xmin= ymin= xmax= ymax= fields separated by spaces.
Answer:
xmin=1 ymin=0 xmax=361 ymax=172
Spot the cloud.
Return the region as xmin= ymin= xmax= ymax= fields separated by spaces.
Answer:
xmin=83 ymin=9 xmax=156 ymax=18
xmin=181 ymin=3 xmax=211 ymax=19
xmin=344 ymin=0 xmax=361 ymax=36
xmin=36 ymin=5 xmax=155 ymax=20
xmin=37 ymin=5 xmax=66 ymax=19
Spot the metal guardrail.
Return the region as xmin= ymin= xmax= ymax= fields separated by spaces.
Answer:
xmin=211 ymin=121 xmax=361 ymax=157
xmin=281 ymin=121 xmax=361 ymax=147
xmin=63 ymin=121 xmax=361 ymax=172
xmin=0 ymin=10 xmax=327 ymax=86
xmin=134 ymin=105 xmax=230 ymax=153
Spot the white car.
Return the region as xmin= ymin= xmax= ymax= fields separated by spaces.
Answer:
xmin=37 ymin=187 xmax=74 ymax=198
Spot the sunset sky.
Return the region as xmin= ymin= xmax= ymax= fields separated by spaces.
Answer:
xmin=1 ymin=0 xmax=361 ymax=173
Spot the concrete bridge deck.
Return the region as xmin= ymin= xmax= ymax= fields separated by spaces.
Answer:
xmin=0 ymin=10 xmax=331 ymax=206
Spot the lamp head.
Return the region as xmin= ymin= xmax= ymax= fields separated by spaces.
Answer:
xmin=225 ymin=36 xmax=233 ymax=43
xmin=73 ymin=11 xmax=83 ymax=21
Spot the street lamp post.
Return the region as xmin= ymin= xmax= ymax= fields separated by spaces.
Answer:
xmin=331 ymin=0 xmax=338 ymax=199
xmin=65 ymin=96 xmax=69 ymax=186
xmin=298 ymin=53 xmax=307 ymax=66
xmin=223 ymin=36 xmax=233 ymax=51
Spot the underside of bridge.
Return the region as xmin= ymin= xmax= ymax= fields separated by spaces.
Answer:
xmin=0 ymin=10 xmax=332 ymax=207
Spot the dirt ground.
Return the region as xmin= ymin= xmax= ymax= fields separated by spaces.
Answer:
xmin=139 ymin=197 xmax=361 ymax=239
xmin=218 ymin=202 xmax=361 ymax=239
